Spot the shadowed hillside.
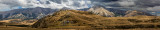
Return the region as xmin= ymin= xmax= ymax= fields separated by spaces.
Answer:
xmin=0 ymin=7 xmax=57 ymax=20
xmin=125 ymin=10 xmax=153 ymax=17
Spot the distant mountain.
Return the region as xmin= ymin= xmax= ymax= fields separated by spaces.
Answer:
xmin=88 ymin=6 xmax=115 ymax=17
xmin=106 ymin=8 xmax=127 ymax=16
xmin=0 ymin=7 xmax=154 ymax=20
xmin=0 ymin=7 xmax=57 ymax=20
xmin=124 ymin=10 xmax=153 ymax=17
xmin=7 ymin=13 xmax=27 ymax=19
xmin=106 ymin=8 xmax=155 ymax=17
xmin=77 ymin=6 xmax=128 ymax=17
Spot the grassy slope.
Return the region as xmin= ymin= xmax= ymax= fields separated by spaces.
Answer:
xmin=32 ymin=10 xmax=160 ymax=29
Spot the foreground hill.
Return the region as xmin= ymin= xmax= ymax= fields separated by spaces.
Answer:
xmin=32 ymin=10 xmax=106 ymax=28
xmin=32 ymin=10 xmax=160 ymax=29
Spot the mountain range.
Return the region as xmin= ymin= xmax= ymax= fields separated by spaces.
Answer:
xmin=0 ymin=6 xmax=158 ymax=29
xmin=0 ymin=7 xmax=57 ymax=20
xmin=0 ymin=7 xmax=154 ymax=20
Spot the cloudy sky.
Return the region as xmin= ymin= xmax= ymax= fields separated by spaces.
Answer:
xmin=0 ymin=0 xmax=160 ymax=11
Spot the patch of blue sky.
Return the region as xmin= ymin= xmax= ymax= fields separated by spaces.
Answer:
xmin=18 ymin=6 xmax=23 ymax=9
xmin=87 ymin=4 xmax=92 ymax=8
xmin=157 ymin=12 xmax=160 ymax=13
xmin=17 ymin=6 xmax=28 ymax=9
xmin=156 ymin=12 xmax=160 ymax=16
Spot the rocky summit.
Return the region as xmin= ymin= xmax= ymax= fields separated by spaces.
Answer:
xmin=88 ymin=7 xmax=115 ymax=17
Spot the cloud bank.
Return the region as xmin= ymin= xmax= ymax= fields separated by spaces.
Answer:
xmin=117 ymin=0 xmax=160 ymax=11
xmin=0 ymin=0 xmax=92 ymax=11
xmin=0 ymin=0 xmax=160 ymax=11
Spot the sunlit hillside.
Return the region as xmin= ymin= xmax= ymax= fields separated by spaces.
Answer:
xmin=32 ymin=10 xmax=160 ymax=29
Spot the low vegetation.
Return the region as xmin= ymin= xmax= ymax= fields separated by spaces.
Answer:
xmin=32 ymin=10 xmax=160 ymax=29
xmin=0 ymin=22 xmax=6 ymax=26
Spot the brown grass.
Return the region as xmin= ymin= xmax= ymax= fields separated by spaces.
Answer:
xmin=32 ymin=10 xmax=160 ymax=29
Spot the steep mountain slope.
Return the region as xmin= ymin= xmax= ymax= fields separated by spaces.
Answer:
xmin=125 ymin=10 xmax=153 ymax=17
xmin=32 ymin=10 xmax=106 ymax=28
xmin=88 ymin=7 xmax=115 ymax=17
xmin=32 ymin=10 xmax=160 ymax=29
xmin=0 ymin=7 xmax=57 ymax=20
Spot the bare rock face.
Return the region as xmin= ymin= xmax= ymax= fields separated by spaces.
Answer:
xmin=124 ymin=10 xmax=153 ymax=17
xmin=8 ymin=13 xmax=27 ymax=19
xmin=88 ymin=7 xmax=115 ymax=17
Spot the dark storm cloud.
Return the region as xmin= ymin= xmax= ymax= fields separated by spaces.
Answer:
xmin=106 ymin=0 xmax=160 ymax=11
xmin=91 ymin=0 xmax=119 ymax=2
xmin=49 ymin=0 xmax=68 ymax=4
xmin=135 ymin=0 xmax=160 ymax=7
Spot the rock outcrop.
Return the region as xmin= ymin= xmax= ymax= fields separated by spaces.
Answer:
xmin=88 ymin=7 xmax=115 ymax=17
xmin=7 ymin=13 xmax=27 ymax=19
